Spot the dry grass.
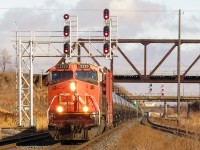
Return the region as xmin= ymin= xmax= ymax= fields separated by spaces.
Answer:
xmin=34 ymin=113 xmax=48 ymax=132
xmin=116 ymin=124 xmax=200 ymax=150
xmin=0 ymin=72 xmax=48 ymax=132
xmin=0 ymin=72 xmax=16 ymax=113
xmin=151 ymin=112 xmax=200 ymax=133
xmin=0 ymin=113 xmax=16 ymax=128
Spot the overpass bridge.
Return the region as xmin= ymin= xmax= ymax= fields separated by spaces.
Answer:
xmin=113 ymin=85 xmax=200 ymax=102
xmin=113 ymin=89 xmax=200 ymax=102
xmin=125 ymin=95 xmax=200 ymax=102
xmin=141 ymin=106 xmax=177 ymax=109
xmin=113 ymin=74 xmax=200 ymax=83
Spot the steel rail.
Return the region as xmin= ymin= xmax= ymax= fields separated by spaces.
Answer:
xmin=0 ymin=143 xmax=16 ymax=150
xmin=141 ymin=117 xmax=200 ymax=139
xmin=0 ymin=132 xmax=50 ymax=148
xmin=46 ymin=125 xmax=123 ymax=150
xmin=73 ymin=125 xmax=122 ymax=150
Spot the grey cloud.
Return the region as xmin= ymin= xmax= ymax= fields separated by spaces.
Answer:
xmin=0 ymin=0 xmax=199 ymax=75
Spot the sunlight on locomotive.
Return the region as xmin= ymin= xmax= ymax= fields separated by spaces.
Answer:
xmin=70 ymin=82 xmax=76 ymax=91
xmin=56 ymin=106 xmax=64 ymax=113
xmin=83 ymin=106 xmax=89 ymax=112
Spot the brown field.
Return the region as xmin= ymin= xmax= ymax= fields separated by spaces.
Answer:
xmin=115 ymin=124 xmax=200 ymax=150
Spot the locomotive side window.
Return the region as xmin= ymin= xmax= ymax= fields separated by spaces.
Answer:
xmin=52 ymin=71 xmax=73 ymax=82
xmin=76 ymin=70 xmax=98 ymax=84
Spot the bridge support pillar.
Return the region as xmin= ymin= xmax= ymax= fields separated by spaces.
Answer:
xmin=163 ymin=100 xmax=167 ymax=118
xmin=187 ymin=103 xmax=190 ymax=118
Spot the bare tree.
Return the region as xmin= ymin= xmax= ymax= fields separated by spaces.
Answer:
xmin=0 ymin=49 xmax=11 ymax=72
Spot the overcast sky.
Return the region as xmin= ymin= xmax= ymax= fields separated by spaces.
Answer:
xmin=0 ymin=0 xmax=199 ymax=95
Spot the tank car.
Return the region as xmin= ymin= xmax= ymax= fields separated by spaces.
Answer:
xmin=112 ymin=93 xmax=136 ymax=126
xmin=47 ymin=62 xmax=137 ymax=141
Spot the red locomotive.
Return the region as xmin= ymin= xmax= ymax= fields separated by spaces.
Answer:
xmin=47 ymin=62 xmax=136 ymax=141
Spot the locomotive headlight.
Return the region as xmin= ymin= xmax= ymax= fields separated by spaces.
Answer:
xmin=83 ymin=106 xmax=89 ymax=112
xmin=70 ymin=82 xmax=76 ymax=92
xmin=56 ymin=106 xmax=63 ymax=113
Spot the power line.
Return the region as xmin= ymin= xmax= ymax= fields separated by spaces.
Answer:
xmin=0 ymin=8 xmax=196 ymax=12
xmin=180 ymin=60 xmax=189 ymax=67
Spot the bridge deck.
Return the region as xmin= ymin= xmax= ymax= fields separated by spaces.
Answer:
xmin=125 ymin=96 xmax=200 ymax=102
xmin=113 ymin=75 xmax=200 ymax=83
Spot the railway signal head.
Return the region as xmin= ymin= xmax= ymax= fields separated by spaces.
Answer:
xmin=64 ymin=42 xmax=70 ymax=54
xmin=161 ymin=84 xmax=164 ymax=96
xmin=63 ymin=14 xmax=69 ymax=20
xmin=103 ymin=26 xmax=109 ymax=37
xmin=149 ymin=83 xmax=152 ymax=93
xmin=103 ymin=9 xmax=109 ymax=20
xmin=161 ymin=89 xmax=164 ymax=96
xmin=64 ymin=25 xmax=70 ymax=37
xmin=103 ymin=43 xmax=109 ymax=54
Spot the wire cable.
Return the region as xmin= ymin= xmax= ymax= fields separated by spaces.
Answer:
xmin=0 ymin=8 xmax=187 ymax=12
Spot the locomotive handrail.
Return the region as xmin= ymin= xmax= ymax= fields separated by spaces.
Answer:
xmin=46 ymin=95 xmax=59 ymax=122
xmin=89 ymin=95 xmax=101 ymax=125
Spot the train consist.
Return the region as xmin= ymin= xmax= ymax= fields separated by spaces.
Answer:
xmin=47 ymin=62 xmax=137 ymax=141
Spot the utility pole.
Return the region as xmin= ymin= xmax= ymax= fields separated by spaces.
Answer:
xmin=177 ymin=9 xmax=181 ymax=125
xmin=15 ymin=21 xmax=19 ymax=125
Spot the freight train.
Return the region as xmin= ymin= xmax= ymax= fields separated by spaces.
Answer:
xmin=47 ymin=62 xmax=137 ymax=141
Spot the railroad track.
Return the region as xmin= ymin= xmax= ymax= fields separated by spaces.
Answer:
xmin=46 ymin=118 xmax=142 ymax=150
xmin=0 ymin=118 xmax=139 ymax=150
xmin=47 ymin=124 xmax=123 ymax=150
xmin=0 ymin=132 xmax=51 ymax=150
xmin=74 ymin=125 xmax=122 ymax=150
xmin=141 ymin=117 xmax=200 ymax=139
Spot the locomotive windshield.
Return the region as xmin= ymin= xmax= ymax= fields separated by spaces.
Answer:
xmin=52 ymin=71 xmax=73 ymax=82
xmin=76 ymin=70 xmax=98 ymax=84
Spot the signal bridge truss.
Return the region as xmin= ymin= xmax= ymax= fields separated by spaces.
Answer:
xmin=11 ymin=16 xmax=118 ymax=127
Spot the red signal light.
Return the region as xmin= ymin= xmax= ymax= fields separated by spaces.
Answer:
xmin=64 ymin=42 xmax=70 ymax=54
xmin=103 ymin=26 xmax=109 ymax=37
xmin=63 ymin=14 xmax=69 ymax=20
xmin=149 ymin=83 xmax=152 ymax=93
xmin=64 ymin=26 xmax=70 ymax=37
xmin=161 ymin=89 xmax=164 ymax=96
xmin=103 ymin=43 xmax=109 ymax=54
xmin=103 ymin=9 xmax=109 ymax=20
